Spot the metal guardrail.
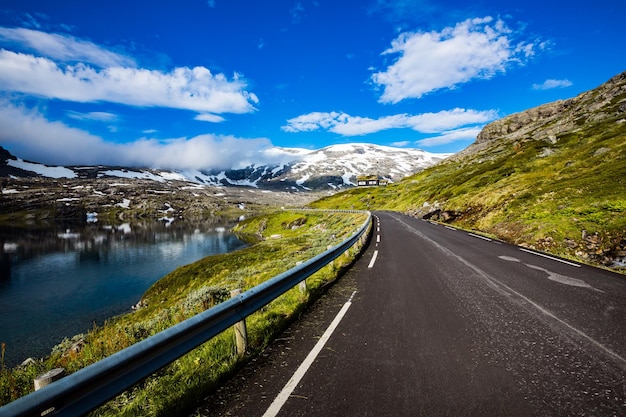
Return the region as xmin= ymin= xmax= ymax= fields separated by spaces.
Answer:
xmin=0 ymin=211 xmax=372 ymax=417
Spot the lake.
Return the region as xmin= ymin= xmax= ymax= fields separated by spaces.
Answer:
xmin=0 ymin=218 xmax=247 ymax=367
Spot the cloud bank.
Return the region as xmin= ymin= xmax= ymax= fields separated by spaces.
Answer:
xmin=282 ymin=108 xmax=497 ymax=137
xmin=0 ymin=102 xmax=281 ymax=170
xmin=372 ymin=17 xmax=544 ymax=103
xmin=0 ymin=27 xmax=258 ymax=115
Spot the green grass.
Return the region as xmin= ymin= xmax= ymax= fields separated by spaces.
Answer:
xmin=0 ymin=210 xmax=369 ymax=416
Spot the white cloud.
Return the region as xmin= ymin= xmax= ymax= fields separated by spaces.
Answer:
xmin=390 ymin=140 xmax=411 ymax=147
xmin=0 ymin=28 xmax=258 ymax=115
xmin=194 ymin=113 xmax=226 ymax=123
xmin=404 ymin=108 xmax=498 ymax=133
xmin=330 ymin=114 xmax=408 ymax=136
xmin=0 ymin=102 xmax=279 ymax=170
xmin=372 ymin=17 xmax=541 ymax=103
xmin=0 ymin=27 xmax=135 ymax=67
xmin=416 ymin=127 xmax=482 ymax=147
xmin=281 ymin=111 xmax=338 ymax=132
xmin=0 ymin=102 xmax=115 ymax=165
xmin=532 ymin=78 xmax=573 ymax=90
xmin=67 ymin=111 xmax=118 ymax=122
xmin=282 ymin=108 xmax=497 ymax=136
xmin=115 ymin=135 xmax=275 ymax=170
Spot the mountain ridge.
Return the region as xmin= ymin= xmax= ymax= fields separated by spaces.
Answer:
xmin=0 ymin=143 xmax=449 ymax=191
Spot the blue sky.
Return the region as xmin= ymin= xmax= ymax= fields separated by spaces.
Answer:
xmin=0 ymin=0 xmax=624 ymax=170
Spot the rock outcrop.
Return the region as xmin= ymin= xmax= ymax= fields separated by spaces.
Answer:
xmin=452 ymin=70 xmax=626 ymax=160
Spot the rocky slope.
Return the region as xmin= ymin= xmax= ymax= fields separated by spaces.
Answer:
xmin=0 ymin=175 xmax=324 ymax=227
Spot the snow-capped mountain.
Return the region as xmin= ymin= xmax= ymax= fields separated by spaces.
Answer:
xmin=206 ymin=143 xmax=450 ymax=190
xmin=1 ymin=144 xmax=450 ymax=190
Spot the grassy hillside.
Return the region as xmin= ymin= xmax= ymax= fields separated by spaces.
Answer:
xmin=311 ymin=74 xmax=626 ymax=270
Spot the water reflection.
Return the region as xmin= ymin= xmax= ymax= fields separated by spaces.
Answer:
xmin=0 ymin=218 xmax=246 ymax=366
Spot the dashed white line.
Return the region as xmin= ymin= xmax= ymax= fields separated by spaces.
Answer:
xmin=262 ymin=291 xmax=357 ymax=417
xmin=519 ymin=248 xmax=581 ymax=267
xmin=468 ymin=233 xmax=492 ymax=241
xmin=368 ymin=250 xmax=379 ymax=269
xmin=376 ymin=235 xmax=381 ymax=243
xmin=445 ymin=226 xmax=457 ymax=231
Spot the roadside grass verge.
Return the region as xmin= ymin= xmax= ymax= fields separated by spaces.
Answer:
xmin=0 ymin=210 xmax=369 ymax=416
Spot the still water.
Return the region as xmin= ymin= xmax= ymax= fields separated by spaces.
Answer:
xmin=0 ymin=218 xmax=247 ymax=366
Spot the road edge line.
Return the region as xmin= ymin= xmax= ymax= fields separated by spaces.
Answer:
xmin=519 ymin=248 xmax=581 ymax=267
xmin=262 ymin=291 xmax=356 ymax=417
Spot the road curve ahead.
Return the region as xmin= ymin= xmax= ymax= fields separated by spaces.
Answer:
xmin=197 ymin=211 xmax=626 ymax=416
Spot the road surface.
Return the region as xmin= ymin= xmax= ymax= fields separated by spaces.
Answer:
xmin=194 ymin=211 xmax=626 ymax=416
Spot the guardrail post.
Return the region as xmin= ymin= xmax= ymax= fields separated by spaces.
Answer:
xmin=230 ymin=289 xmax=248 ymax=357
xmin=296 ymin=261 xmax=307 ymax=293
xmin=34 ymin=368 xmax=65 ymax=391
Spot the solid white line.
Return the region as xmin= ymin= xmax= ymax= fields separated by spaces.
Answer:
xmin=468 ymin=233 xmax=492 ymax=241
xmin=519 ymin=248 xmax=581 ymax=267
xmin=262 ymin=292 xmax=356 ymax=417
xmin=368 ymin=250 xmax=379 ymax=268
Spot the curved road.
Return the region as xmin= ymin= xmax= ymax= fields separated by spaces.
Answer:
xmin=195 ymin=211 xmax=626 ymax=416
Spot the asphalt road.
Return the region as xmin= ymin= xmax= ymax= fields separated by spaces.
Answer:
xmin=194 ymin=211 xmax=626 ymax=416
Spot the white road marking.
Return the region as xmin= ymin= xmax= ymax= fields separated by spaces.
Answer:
xmin=468 ymin=233 xmax=492 ymax=241
xmin=262 ymin=292 xmax=356 ymax=417
xmin=519 ymin=248 xmax=581 ymax=267
xmin=498 ymin=255 xmax=521 ymax=263
xmin=368 ymin=250 xmax=379 ymax=269
xmin=376 ymin=235 xmax=381 ymax=243
xmin=445 ymin=226 xmax=457 ymax=231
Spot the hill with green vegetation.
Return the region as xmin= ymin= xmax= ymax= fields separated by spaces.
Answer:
xmin=311 ymin=71 xmax=626 ymax=271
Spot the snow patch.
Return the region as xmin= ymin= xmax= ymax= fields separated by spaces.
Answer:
xmin=296 ymin=174 xmax=310 ymax=186
xmin=100 ymin=170 xmax=165 ymax=182
xmin=8 ymin=158 xmax=76 ymax=179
